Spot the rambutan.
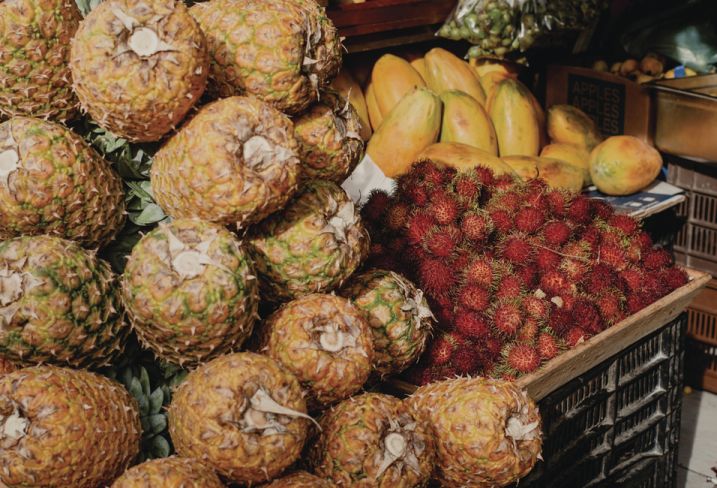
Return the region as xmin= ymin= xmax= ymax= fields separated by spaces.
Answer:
xmin=424 ymin=226 xmax=460 ymax=258
xmin=473 ymin=166 xmax=497 ymax=187
xmin=493 ymin=173 xmax=516 ymax=191
xmin=430 ymin=192 xmax=460 ymax=225
xmin=591 ymin=199 xmax=614 ymax=220
xmin=565 ymin=327 xmax=589 ymax=347
xmin=426 ymin=335 xmax=453 ymax=366
xmin=465 ymin=257 xmax=494 ymax=287
xmin=572 ymin=299 xmax=604 ymax=335
xmin=451 ymin=250 xmax=472 ymax=274
xmin=524 ymin=295 xmax=549 ymax=320
xmin=539 ymin=270 xmax=572 ymax=296
xmin=619 ymin=267 xmax=645 ymax=294
xmin=496 ymin=275 xmax=524 ymax=300
xmin=451 ymin=347 xmax=482 ymax=375
xmin=536 ymin=247 xmax=561 ymax=273
xmin=537 ymin=333 xmax=560 ymax=360
xmin=461 ymin=212 xmax=493 ymax=242
xmin=385 ymin=202 xmax=410 ymax=231
xmin=642 ymin=248 xmax=673 ymax=271
xmin=581 ymin=224 xmax=602 ymax=249
xmin=542 ymin=220 xmax=572 ymax=248
xmin=412 ymin=160 xmax=449 ymax=187
xmin=636 ymin=231 xmax=653 ymax=253
xmin=386 ymin=236 xmax=408 ymax=254
xmin=545 ymin=190 xmax=568 ymax=217
xmin=369 ymin=242 xmax=385 ymax=257
xmin=500 ymin=235 xmax=534 ymax=264
xmin=595 ymin=290 xmax=625 ymax=325
xmin=567 ymin=196 xmax=593 ymax=225
xmin=406 ymin=212 xmax=435 ymax=245
xmin=458 ymin=284 xmax=491 ymax=311
xmin=489 ymin=208 xmax=514 ymax=234
xmin=517 ymin=265 xmax=539 ymax=288
xmin=599 ymin=241 xmax=628 ymax=271
xmin=660 ymin=267 xmax=688 ymax=292
xmin=523 ymin=183 xmax=550 ymax=215
xmin=482 ymin=335 xmax=504 ymax=361
xmin=453 ymin=174 xmax=482 ymax=203
xmin=515 ymin=207 xmax=545 ymax=234
xmin=493 ymin=302 xmax=522 ymax=336
xmin=505 ymin=344 xmax=541 ymax=373
xmin=608 ymin=213 xmax=639 ymax=236
xmin=403 ymin=184 xmax=428 ymax=207
xmin=418 ymin=258 xmax=455 ymax=296
xmin=583 ymin=263 xmax=618 ymax=293
xmin=492 ymin=190 xmax=522 ymax=213
xmin=559 ymin=241 xmax=592 ymax=281
xmin=455 ymin=312 xmax=490 ymax=338
xmin=434 ymin=306 xmax=455 ymax=329
xmin=626 ymin=293 xmax=651 ymax=315
xmin=517 ymin=318 xmax=540 ymax=343
xmin=548 ymin=306 xmax=572 ymax=337
xmin=361 ymin=190 xmax=391 ymax=222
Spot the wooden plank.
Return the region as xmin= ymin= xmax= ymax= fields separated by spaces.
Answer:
xmin=391 ymin=268 xmax=712 ymax=400
xmin=328 ymin=0 xmax=454 ymax=36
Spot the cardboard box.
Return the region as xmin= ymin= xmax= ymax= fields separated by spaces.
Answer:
xmin=545 ymin=65 xmax=654 ymax=144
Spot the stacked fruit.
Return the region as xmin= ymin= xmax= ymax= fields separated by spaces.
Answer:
xmin=362 ymin=160 xmax=689 ymax=384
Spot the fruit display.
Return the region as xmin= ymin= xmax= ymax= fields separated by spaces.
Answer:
xmin=424 ymin=48 xmax=487 ymax=105
xmin=440 ymin=89 xmax=497 ymax=154
xmin=264 ymin=471 xmax=336 ymax=487
xmin=248 ymin=180 xmax=370 ymax=302
xmin=0 ymin=0 xmax=81 ymax=121
xmin=0 ymin=365 xmax=141 ymax=488
xmin=589 ymin=135 xmax=663 ymax=196
xmin=546 ymin=105 xmax=602 ymax=151
xmin=257 ymin=294 xmax=374 ymax=407
xmin=0 ymin=117 xmax=126 ymax=248
xmin=190 ymin=0 xmax=341 ymax=115
xmin=340 ymin=269 xmax=435 ymax=377
xmin=0 ymin=235 xmax=128 ymax=368
xmin=408 ymin=377 xmax=541 ymax=487
xmin=151 ymin=96 xmax=301 ymax=229
xmin=293 ymin=90 xmax=365 ymax=182
xmin=592 ymin=53 xmax=698 ymax=84
xmin=487 ymin=78 xmax=541 ymax=157
xmin=70 ymin=0 xmax=209 ymax=142
xmin=370 ymin=54 xmax=426 ymax=118
xmin=121 ymin=219 xmax=259 ymax=366
xmin=309 ymin=392 xmax=435 ymax=487
xmin=111 ymin=457 xmax=224 ymax=488
xmin=168 ymin=352 xmax=314 ymax=485
xmin=362 ymin=160 xmax=689 ymax=382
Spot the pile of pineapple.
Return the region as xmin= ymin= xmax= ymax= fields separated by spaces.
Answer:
xmin=0 ymin=0 xmax=542 ymax=486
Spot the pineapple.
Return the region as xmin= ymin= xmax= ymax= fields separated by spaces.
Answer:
xmin=168 ymin=352 xmax=316 ymax=485
xmin=0 ymin=356 xmax=17 ymax=375
xmin=0 ymin=235 xmax=129 ymax=368
xmin=151 ymin=96 xmax=301 ymax=229
xmin=190 ymin=0 xmax=342 ymax=115
xmin=0 ymin=365 xmax=141 ymax=488
xmin=258 ymin=294 xmax=374 ymax=407
xmin=121 ymin=218 xmax=259 ymax=366
xmin=0 ymin=117 xmax=126 ymax=248
xmin=340 ymin=269 xmax=434 ymax=377
xmin=0 ymin=0 xmax=81 ymax=121
xmin=294 ymin=91 xmax=365 ymax=182
xmin=407 ymin=377 xmax=542 ymax=487
xmin=248 ymin=180 xmax=370 ymax=302
xmin=111 ymin=457 xmax=224 ymax=488
xmin=309 ymin=393 xmax=435 ymax=487
xmin=70 ymin=0 xmax=209 ymax=142
xmin=264 ymin=471 xmax=335 ymax=487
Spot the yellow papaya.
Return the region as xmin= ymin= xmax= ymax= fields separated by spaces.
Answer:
xmin=470 ymin=56 xmax=521 ymax=78
xmin=547 ymin=105 xmax=602 ymax=150
xmin=365 ymin=82 xmax=383 ymax=131
xmin=367 ymin=88 xmax=442 ymax=178
xmin=411 ymin=57 xmax=428 ymax=82
xmin=501 ymin=155 xmax=540 ymax=180
xmin=540 ymin=143 xmax=591 ymax=186
xmin=440 ymin=90 xmax=498 ymax=155
xmin=417 ymin=142 xmax=515 ymax=176
xmin=537 ymin=158 xmax=585 ymax=193
xmin=487 ymin=78 xmax=541 ymax=157
xmin=424 ymin=48 xmax=486 ymax=105
xmin=479 ymin=71 xmax=514 ymax=102
xmin=371 ymin=54 xmax=426 ymax=117
xmin=589 ymin=136 xmax=662 ymax=195
xmin=331 ymin=71 xmax=372 ymax=141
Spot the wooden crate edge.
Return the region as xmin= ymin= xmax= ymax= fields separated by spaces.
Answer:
xmin=390 ymin=268 xmax=711 ymax=400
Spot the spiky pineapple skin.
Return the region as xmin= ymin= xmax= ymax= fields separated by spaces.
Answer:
xmin=310 ymin=393 xmax=435 ymax=487
xmin=0 ymin=0 xmax=80 ymax=121
xmin=263 ymin=471 xmax=335 ymax=487
xmin=121 ymin=219 xmax=259 ymax=366
xmin=0 ymin=236 xmax=128 ymax=368
xmin=190 ymin=0 xmax=341 ymax=115
xmin=168 ymin=352 xmax=310 ymax=485
xmin=259 ymin=294 xmax=374 ymax=406
xmin=70 ymin=0 xmax=208 ymax=142
xmin=0 ymin=365 xmax=141 ymax=488
xmin=151 ymin=96 xmax=300 ymax=229
xmin=408 ymin=377 xmax=542 ymax=487
xmin=294 ymin=91 xmax=364 ymax=182
xmin=0 ymin=117 xmax=126 ymax=247
xmin=249 ymin=180 xmax=370 ymax=302
xmin=0 ymin=357 xmax=17 ymax=375
xmin=110 ymin=456 xmax=224 ymax=488
xmin=340 ymin=269 xmax=434 ymax=376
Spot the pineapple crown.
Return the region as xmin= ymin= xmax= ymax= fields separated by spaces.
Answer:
xmin=375 ymin=414 xmax=427 ymax=479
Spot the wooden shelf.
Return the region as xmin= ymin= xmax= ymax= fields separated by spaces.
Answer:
xmin=327 ymin=0 xmax=455 ymax=52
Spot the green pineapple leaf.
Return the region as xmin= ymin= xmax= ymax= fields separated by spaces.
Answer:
xmin=147 ymin=413 xmax=168 ymax=435
xmin=139 ymin=367 xmax=151 ymax=397
xmin=149 ymin=388 xmax=165 ymax=415
xmin=150 ymin=436 xmax=172 ymax=459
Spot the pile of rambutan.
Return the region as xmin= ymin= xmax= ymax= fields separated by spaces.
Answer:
xmin=361 ymin=160 xmax=689 ymax=385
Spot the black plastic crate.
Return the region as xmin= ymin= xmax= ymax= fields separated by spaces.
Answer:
xmin=519 ymin=313 xmax=687 ymax=488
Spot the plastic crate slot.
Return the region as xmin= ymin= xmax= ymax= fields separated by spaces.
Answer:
xmin=618 ymin=335 xmax=669 ymax=385
xmin=617 ymin=366 xmax=667 ymax=418
xmin=544 ymin=401 xmax=613 ymax=457
xmin=615 ymin=396 xmax=667 ymax=440
xmin=612 ymin=456 xmax=663 ymax=488
xmin=543 ymin=429 xmax=611 ymax=473
xmin=687 ymin=307 xmax=717 ymax=346
xmin=611 ymin=421 xmax=665 ymax=473
xmin=692 ymin=192 xmax=717 ymax=229
xmin=690 ymin=224 xmax=717 ymax=259
xmin=542 ymin=455 xmax=608 ymax=488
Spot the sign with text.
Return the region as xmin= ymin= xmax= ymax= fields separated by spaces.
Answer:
xmin=567 ymin=73 xmax=626 ymax=136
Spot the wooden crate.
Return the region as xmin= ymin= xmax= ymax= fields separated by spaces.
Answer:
xmin=685 ymin=280 xmax=717 ymax=393
xmin=392 ymin=268 xmax=711 ymax=401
